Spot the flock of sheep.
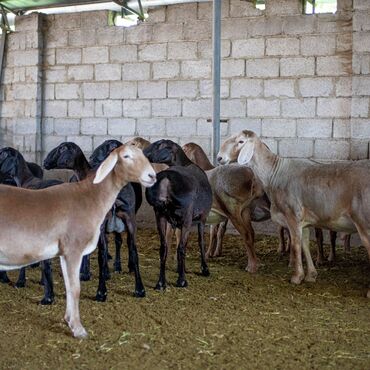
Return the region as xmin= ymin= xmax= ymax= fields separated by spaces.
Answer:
xmin=0 ymin=129 xmax=368 ymax=338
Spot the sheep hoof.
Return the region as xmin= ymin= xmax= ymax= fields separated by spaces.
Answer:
xmin=15 ymin=281 xmax=26 ymax=288
xmin=80 ymin=272 xmax=91 ymax=281
xmin=155 ymin=281 xmax=166 ymax=291
xmin=201 ymin=268 xmax=210 ymax=277
xmin=134 ymin=289 xmax=146 ymax=298
xmin=290 ymin=274 xmax=304 ymax=285
xmin=40 ymin=296 xmax=54 ymax=305
xmin=0 ymin=274 xmax=10 ymax=284
xmin=176 ymin=279 xmax=188 ymax=288
xmin=114 ymin=264 xmax=122 ymax=273
xmin=73 ymin=327 xmax=88 ymax=339
xmin=304 ymin=274 xmax=317 ymax=283
xmin=95 ymin=291 xmax=107 ymax=302
xmin=245 ymin=265 xmax=257 ymax=274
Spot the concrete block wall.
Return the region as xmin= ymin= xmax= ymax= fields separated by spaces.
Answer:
xmin=0 ymin=0 xmax=369 ymax=162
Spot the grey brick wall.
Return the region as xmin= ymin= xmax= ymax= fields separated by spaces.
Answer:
xmin=1 ymin=0 xmax=370 ymax=162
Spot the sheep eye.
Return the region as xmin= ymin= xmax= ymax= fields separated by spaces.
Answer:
xmin=238 ymin=140 xmax=244 ymax=144
xmin=123 ymin=154 xmax=130 ymax=159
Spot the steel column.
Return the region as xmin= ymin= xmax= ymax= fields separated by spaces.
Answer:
xmin=212 ymin=0 xmax=221 ymax=165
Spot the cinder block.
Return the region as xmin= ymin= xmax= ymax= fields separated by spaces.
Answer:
xmin=221 ymin=99 xmax=246 ymax=118
xmin=280 ymin=57 xmax=315 ymax=77
xmin=246 ymin=58 xmax=279 ymax=78
xmin=67 ymin=65 xmax=94 ymax=81
xmin=54 ymin=13 xmax=81 ymax=29
xmin=317 ymin=56 xmax=351 ymax=76
xmin=262 ymin=118 xmax=296 ymax=138
xmin=56 ymin=48 xmax=81 ymax=65
xmin=136 ymin=118 xmax=166 ymax=136
xmin=152 ymin=24 xmax=183 ymax=42
xmin=222 ymin=19 xmax=249 ymax=39
xmin=147 ymin=7 xmax=166 ymax=23
xmin=350 ymin=140 xmax=369 ymax=160
xmin=296 ymin=119 xmax=333 ymax=138
xmin=125 ymin=25 xmax=153 ymax=44
xmin=247 ymin=18 xmax=282 ymax=37
xmin=13 ymin=67 xmax=25 ymax=83
xmin=196 ymin=118 xmax=229 ymax=136
xmin=265 ymin=79 xmax=295 ymax=98
xmin=122 ymin=63 xmax=151 ymax=81
xmin=97 ymin=27 xmax=124 ymax=46
xmin=139 ymin=43 xmax=167 ymax=61
xmin=54 ymin=118 xmax=80 ymax=135
xmin=122 ymin=100 xmax=151 ymax=117
xmin=229 ymin=118 xmax=262 ymax=136
xmin=82 ymin=47 xmax=108 ymax=64
xmin=167 ymin=3 xmax=197 ymax=23
xmin=15 ymin=118 xmax=37 ymax=134
xmin=301 ymin=35 xmax=336 ymax=56
xmin=110 ymin=81 xmax=137 ymax=99
xmin=110 ymin=45 xmax=137 ymax=63
xmin=232 ymin=38 xmax=265 ymax=59
xmin=55 ymin=83 xmax=80 ymax=99
xmin=184 ymin=21 xmax=211 ymax=41
xmin=266 ymin=0 xmax=301 ymax=16
xmin=278 ymin=139 xmax=313 ymax=158
xmin=66 ymin=135 xmax=93 ymax=152
xmin=13 ymin=50 xmax=40 ymax=67
xmin=231 ymin=79 xmax=262 ymax=98
xmin=353 ymin=76 xmax=370 ymax=95
xmin=108 ymin=118 xmax=136 ymax=136
xmin=82 ymin=82 xmax=109 ymax=99
xmin=153 ymin=62 xmax=180 ymax=79
xmin=335 ymin=77 xmax=352 ymax=97
xmin=281 ymin=98 xmax=315 ymax=118
xmin=80 ymin=11 xmax=108 ymax=29
xmin=44 ymin=84 xmax=54 ymax=100
xmin=13 ymin=83 xmax=38 ymax=100
xmin=351 ymin=118 xmax=370 ymax=140
xmin=45 ymin=66 xmax=67 ymax=83
xmin=168 ymin=81 xmax=198 ymax=98
xmin=247 ymin=99 xmax=280 ymax=117
xmin=353 ymin=32 xmax=370 ymax=53
xmin=182 ymin=99 xmax=212 ymax=118
xmin=266 ymin=37 xmax=300 ymax=56
xmin=354 ymin=0 xmax=370 ymax=10
xmin=95 ymin=64 xmax=121 ymax=81
xmin=138 ymin=81 xmax=167 ymax=99
xmin=68 ymin=29 xmax=96 ymax=47
xmin=317 ymin=98 xmax=351 ymax=118
xmin=44 ymin=135 xmax=66 ymax=153
xmin=199 ymin=80 xmax=229 ymax=98
xmin=95 ymin=100 xmax=122 ymax=118
xmin=282 ymin=15 xmax=315 ymax=35
xmin=15 ymin=13 xmax=41 ymax=32
xmin=152 ymin=99 xmax=181 ymax=117
xmin=168 ymin=42 xmax=197 ymax=60
xmin=182 ymin=60 xmax=211 ymax=79
xmin=230 ymin=0 xmax=263 ymax=17
xmin=262 ymin=138 xmax=278 ymax=154
xmin=44 ymin=100 xmax=67 ymax=118
xmin=221 ymin=59 xmax=245 ymax=78
xmin=198 ymin=40 xmax=231 ymax=59
xmin=81 ymin=118 xmax=107 ymax=135
xmin=336 ymin=33 xmax=352 ymax=53
xmin=314 ymin=140 xmax=350 ymax=160
xmin=198 ymin=2 xmax=229 ymax=20
xmin=68 ymin=100 xmax=95 ymax=118
xmin=166 ymin=118 xmax=197 ymax=136
xmin=25 ymin=67 xmax=40 ymax=83
xmin=351 ymin=98 xmax=369 ymax=118
xmin=299 ymin=78 xmax=334 ymax=97
xmin=333 ymin=119 xmax=350 ymax=138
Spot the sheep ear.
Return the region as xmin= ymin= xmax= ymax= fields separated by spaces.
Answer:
xmin=238 ymin=141 xmax=254 ymax=165
xmin=93 ymin=151 xmax=118 ymax=184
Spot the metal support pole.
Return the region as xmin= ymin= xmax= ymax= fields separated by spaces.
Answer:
xmin=212 ymin=0 xmax=221 ymax=165
xmin=0 ymin=9 xmax=9 ymax=92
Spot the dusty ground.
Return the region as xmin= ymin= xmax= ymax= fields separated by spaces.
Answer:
xmin=0 ymin=229 xmax=369 ymax=370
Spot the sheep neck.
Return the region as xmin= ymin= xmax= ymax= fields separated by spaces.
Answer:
xmin=170 ymin=150 xmax=193 ymax=167
xmin=74 ymin=153 xmax=91 ymax=181
xmin=15 ymin=158 xmax=36 ymax=187
xmin=249 ymin=140 xmax=280 ymax=191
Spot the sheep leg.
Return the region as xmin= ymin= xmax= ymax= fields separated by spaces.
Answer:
xmin=315 ymin=228 xmax=325 ymax=266
xmin=214 ymin=220 xmax=228 ymax=257
xmin=286 ymin=223 xmax=305 ymax=285
xmin=0 ymin=271 xmax=10 ymax=284
xmin=79 ymin=255 xmax=91 ymax=281
xmin=40 ymin=259 xmax=54 ymax=305
xmin=165 ymin=223 xmax=174 ymax=259
xmin=351 ymin=220 xmax=370 ymax=298
xmin=155 ymin=213 xmax=168 ymax=291
xmin=176 ymin=226 xmax=190 ymax=287
xmin=198 ymin=221 xmax=210 ymax=277
xmin=95 ymin=227 xmax=110 ymax=302
xmin=277 ymin=226 xmax=286 ymax=254
xmin=206 ymin=224 xmax=218 ymax=259
xmin=114 ymin=231 xmax=123 ymax=273
xmin=328 ymin=231 xmax=337 ymax=263
xmin=15 ymin=267 xmax=26 ymax=288
xmin=60 ymin=254 xmax=87 ymax=339
xmin=344 ymin=234 xmax=351 ymax=253
xmin=302 ymin=228 xmax=317 ymax=282
xmin=125 ymin=217 xmax=145 ymax=298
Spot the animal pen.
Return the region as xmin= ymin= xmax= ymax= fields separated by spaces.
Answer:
xmin=0 ymin=0 xmax=369 ymax=368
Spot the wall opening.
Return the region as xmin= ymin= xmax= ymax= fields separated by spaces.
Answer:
xmin=303 ymin=0 xmax=337 ymax=14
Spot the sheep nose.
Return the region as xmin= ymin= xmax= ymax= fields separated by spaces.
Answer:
xmin=148 ymin=173 xmax=156 ymax=181
xmin=217 ymin=156 xmax=223 ymax=163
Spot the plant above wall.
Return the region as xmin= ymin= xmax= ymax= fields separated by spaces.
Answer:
xmin=303 ymin=0 xmax=337 ymax=14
